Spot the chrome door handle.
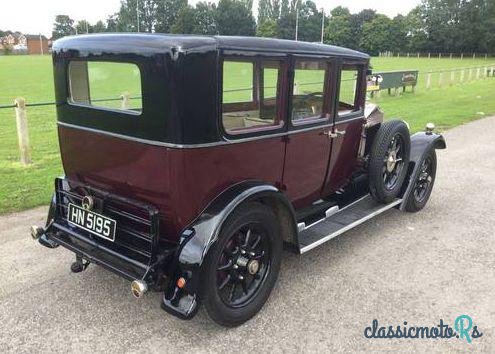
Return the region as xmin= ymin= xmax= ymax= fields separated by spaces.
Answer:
xmin=322 ymin=129 xmax=346 ymax=139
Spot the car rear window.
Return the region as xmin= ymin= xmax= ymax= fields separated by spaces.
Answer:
xmin=68 ymin=61 xmax=142 ymax=114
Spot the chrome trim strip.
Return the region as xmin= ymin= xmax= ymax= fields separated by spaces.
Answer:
xmin=58 ymin=113 xmax=364 ymax=149
xmin=299 ymin=197 xmax=402 ymax=254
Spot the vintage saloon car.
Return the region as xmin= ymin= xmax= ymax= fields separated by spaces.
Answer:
xmin=32 ymin=34 xmax=446 ymax=327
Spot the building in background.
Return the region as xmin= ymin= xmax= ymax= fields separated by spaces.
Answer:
xmin=25 ymin=35 xmax=49 ymax=54
xmin=0 ymin=33 xmax=49 ymax=54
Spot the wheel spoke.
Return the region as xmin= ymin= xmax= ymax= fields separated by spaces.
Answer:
xmin=241 ymin=279 xmax=248 ymax=294
xmin=251 ymin=234 xmax=262 ymax=249
xmin=228 ymin=283 xmax=237 ymax=302
xmin=243 ymin=228 xmax=252 ymax=247
xmin=218 ymin=275 xmax=231 ymax=290
xmin=217 ymin=259 xmax=233 ymax=271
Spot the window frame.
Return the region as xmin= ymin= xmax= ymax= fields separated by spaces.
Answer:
xmin=335 ymin=61 xmax=366 ymax=122
xmin=219 ymin=54 xmax=288 ymax=139
xmin=67 ymin=59 xmax=144 ymax=116
xmin=288 ymin=55 xmax=335 ymax=130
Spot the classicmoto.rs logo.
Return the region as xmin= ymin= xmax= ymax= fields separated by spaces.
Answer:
xmin=364 ymin=315 xmax=483 ymax=343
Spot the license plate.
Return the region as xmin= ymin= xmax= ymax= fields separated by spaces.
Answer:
xmin=67 ymin=203 xmax=116 ymax=241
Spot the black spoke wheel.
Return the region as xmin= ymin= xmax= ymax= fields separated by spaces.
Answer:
xmin=216 ymin=224 xmax=271 ymax=307
xmin=405 ymin=149 xmax=437 ymax=212
xmin=203 ymin=202 xmax=282 ymax=327
xmin=369 ymin=120 xmax=411 ymax=204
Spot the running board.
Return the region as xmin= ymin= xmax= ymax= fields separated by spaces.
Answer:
xmin=298 ymin=194 xmax=402 ymax=254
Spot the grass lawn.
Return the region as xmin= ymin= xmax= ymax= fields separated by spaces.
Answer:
xmin=0 ymin=54 xmax=494 ymax=214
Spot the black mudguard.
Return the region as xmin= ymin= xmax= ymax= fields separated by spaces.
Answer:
xmin=399 ymin=131 xmax=446 ymax=210
xmin=161 ymin=181 xmax=296 ymax=319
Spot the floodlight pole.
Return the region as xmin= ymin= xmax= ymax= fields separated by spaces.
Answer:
xmin=39 ymin=33 xmax=43 ymax=55
xmin=320 ymin=8 xmax=325 ymax=43
xmin=136 ymin=0 xmax=140 ymax=32
xmin=295 ymin=8 xmax=299 ymax=41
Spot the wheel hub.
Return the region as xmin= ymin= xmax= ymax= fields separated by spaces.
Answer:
xmin=386 ymin=151 xmax=397 ymax=172
xmin=247 ymin=259 xmax=260 ymax=275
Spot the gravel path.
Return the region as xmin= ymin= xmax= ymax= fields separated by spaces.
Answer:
xmin=1 ymin=117 xmax=494 ymax=352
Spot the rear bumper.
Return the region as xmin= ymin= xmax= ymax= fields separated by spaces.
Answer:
xmin=42 ymin=221 xmax=166 ymax=282
xmin=37 ymin=178 xmax=200 ymax=319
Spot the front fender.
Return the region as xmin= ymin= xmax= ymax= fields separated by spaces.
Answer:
xmin=399 ymin=131 xmax=446 ymax=210
xmin=162 ymin=181 xmax=295 ymax=319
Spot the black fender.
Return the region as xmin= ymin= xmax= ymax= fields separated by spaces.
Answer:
xmin=399 ymin=131 xmax=446 ymax=210
xmin=38 ymin=193 xmax=60 ymax=249
xmin=161 ymin=180 xmax=296 ymax=319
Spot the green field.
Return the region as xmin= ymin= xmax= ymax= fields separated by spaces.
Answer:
xmin=1 ymin=54 xmax=495 ymax=214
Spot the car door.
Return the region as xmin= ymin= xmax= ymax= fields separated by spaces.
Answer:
xmin=282 ymin=57 xmax=334 ymax=209
xmin=322 ymin=61 xmax=367 ymax=195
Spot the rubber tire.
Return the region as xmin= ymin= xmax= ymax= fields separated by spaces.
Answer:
xmin=202 ymin=202 xmax=282 ymax=327
xmin=369 ymin=120 xmax=411 ymax=204
xmin=405 ymin=149 xmax=437 ymax=212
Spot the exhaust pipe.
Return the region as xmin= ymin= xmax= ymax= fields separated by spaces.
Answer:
xmin=30 ymin=225 xmax=44 ymax=240
xmin=131 ymin=280 xmax=148 ymax=299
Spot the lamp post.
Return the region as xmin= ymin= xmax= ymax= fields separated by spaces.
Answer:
xmin=295 ymin=7 xmax=299 ymax=41
xmin=136 ymin=0 xmax=140 ymax=32
xmin=320 ymin=8 xmax=325 ymax=43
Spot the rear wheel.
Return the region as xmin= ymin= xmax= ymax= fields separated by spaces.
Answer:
xmin=202 ymin=202 xmax=281 ymax=327
xmin=368 ymin=120 xmax=411 ymax=203
xmin=404 ymin=149 xmax=437 ymax=212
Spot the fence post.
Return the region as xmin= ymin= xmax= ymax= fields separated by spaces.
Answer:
xmin=460 ymin=69 xmax=465 ymax=83
xmin=428 ymin=53 xmax=431 ymax=59
xmin=473 ymin=53 xmax=476 ymax=59
xmin=450 ymin=53 xmax=452 ymax=59
xmin=417 ymin=53 xmax=420 ymax=58
xmin=450 ymin=70 xmax=455 ymax=85
xmin=407 ymin=52 xmax=410 ymax=58
xmin=426 ymin=72 xmax=432 ymax=89
xmin=438 ymin=71 xmax=443 ymax=87
xmin=121 ymin=92 xmax=130 ymax=110
xmin=485 ymin=54 xmax=487 ymax=60
xmin=461 ymin=53 xmax=464 ymax=60
xmin=468 ymin=68 xmax=472 ymax=81
xmin=439 ymin=53 xmax=441 ymax=59
xmin=14 ymin=98 xmax=32 ymax=166
xmin=476 ymin=67 xmax=480 ymax=79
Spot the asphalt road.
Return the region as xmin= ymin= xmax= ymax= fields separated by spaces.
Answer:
xmin=1 ymin=117 xmax=494 ymax=353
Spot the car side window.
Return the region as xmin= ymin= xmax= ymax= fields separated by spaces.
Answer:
xmin=292 ymin=60 xmax=328 ymax=124
xmin=222 ymin=59 xmax=283 ymax=135
xmin=338 ymin=66 xmax=361 ymax=116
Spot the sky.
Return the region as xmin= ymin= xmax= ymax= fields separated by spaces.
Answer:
xmin=0 ymin=0 xmax=420 ymax=37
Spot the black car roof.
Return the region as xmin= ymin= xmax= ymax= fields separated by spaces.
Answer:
xmin=53 ymin=33 xmax=369 ymax=59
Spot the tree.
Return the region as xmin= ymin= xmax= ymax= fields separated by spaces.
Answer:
xmin=215 ymin=0 xmax=256 ymax=36
xmin=155 ymin=0 xmax=188 ymax=33
xmin=193 ymin=2 xmax=217 ymax=34
xmin=106 ymin=15 xmax=119 ymax=32
xmin=75 ymin=20 xmax=91 ymax=34
xmin=388 ymin=15 xmax=408 ymax=53
xmin=93 ymin=21 xmax=107 ymax=33
xmin=171 ymin=5 xmax=196 ymax=33
xmin=359 ymin=14 xmax=393 ymax=55
xmin=257 ymin=19 xmax=278 ymax=37
xmin=324 ymin=7 xmax=353 ymax=47
xmin=258 ymin=0 xmax=280 ymax=24
xmin=114 ymin=0 xmax=156 ymax=32
xmin=349 ymin=9 xmax=377 ymax=50
xmin=52 ymin=15 xmax=75 ymax=39
xmin=297 ymin=1 xmax=322 ymax=42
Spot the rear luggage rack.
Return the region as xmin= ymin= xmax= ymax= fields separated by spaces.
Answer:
xmin=49 ymin=177 xmax=167 ymax=283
